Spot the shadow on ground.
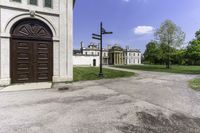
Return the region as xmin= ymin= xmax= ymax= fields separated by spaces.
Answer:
xmin=117 ymin=111 xmax=200 ymax=133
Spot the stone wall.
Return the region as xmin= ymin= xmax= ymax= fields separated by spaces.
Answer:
xmin=73 ymin=55 xmax=100 ymax=67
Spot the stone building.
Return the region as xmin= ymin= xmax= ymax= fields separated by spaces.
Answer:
xmin=82 ymin=43 xmax=109 ymax=65
xmin=124 ymin=46 xmax=142 ymax=65
xmin=108 ymin=45 xmax=124 ymax=65
xmin=0 ymin=0 xmax=74 ymax=85
xmin=73 ymin=42 xmax=108 ymax=66
xmin=73 ymin=42 xmax=141 ymax=66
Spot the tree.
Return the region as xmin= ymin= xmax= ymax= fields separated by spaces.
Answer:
xmin=186 ymin=29 xmax=200 ymax=65
xmin=172 ymin=49 xmax=186 ymax=65
xmin=155 ymin=20 xmax=185 ymax=68
xmin=143 ymin=41 xmax=161 ymax=64
xmin=195 ymin=29 xmax=200 ymax=40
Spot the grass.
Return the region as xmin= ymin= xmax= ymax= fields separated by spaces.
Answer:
xmin=73 ymin=67 xmax=134 ymax=82
xmin=189 ymin=78 xmax=200 ymax=91
xmin=114 ymin=64 xmax=200 ymax=74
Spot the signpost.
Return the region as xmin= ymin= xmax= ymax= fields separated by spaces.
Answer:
xmin=92 ymin=22 xmax=113 ymax=78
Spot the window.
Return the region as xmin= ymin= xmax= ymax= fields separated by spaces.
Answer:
xmin=29 ymin=0 xmax=37 ymax=5
xmin=12 ymin=0 xmax=21 ymax=2
xmin=44 ymin=0 xmax=52 ymax=8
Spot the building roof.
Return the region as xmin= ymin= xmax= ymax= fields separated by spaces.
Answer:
xmin=110 ymin=45 xmax=123 ymax=51
xmin=73 ymin=49 xmax=81 ymax=55
xmin=125 ymin=49 xmax=141 ymax=53
xmin=88 ymin=44 xmax=98 ymax=48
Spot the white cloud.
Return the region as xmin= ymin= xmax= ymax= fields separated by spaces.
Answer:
xmin=133 ymin=26 xmax=155 ymax=35
xmin=122 ymin=0 xmax=130 ymax=2
xmin=122 ymin=0 xmax=149 ymax=3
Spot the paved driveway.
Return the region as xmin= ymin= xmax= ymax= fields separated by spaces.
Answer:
xmin=0 ymin=68 xmax=200 ymax=133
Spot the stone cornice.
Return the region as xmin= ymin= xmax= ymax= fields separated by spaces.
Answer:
xmin=0 ymin=5 xmax=59 ymax=16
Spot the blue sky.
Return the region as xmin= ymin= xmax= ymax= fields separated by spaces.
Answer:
xmin=74 ymin=0 xmax=200 ymax=52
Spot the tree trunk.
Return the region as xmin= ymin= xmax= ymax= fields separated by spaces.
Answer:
xmin=166 ymin=42 xmax=170 ymax=69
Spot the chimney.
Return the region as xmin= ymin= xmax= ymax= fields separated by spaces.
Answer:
xmin=80 ymin=41 xmax=83 ymax=54
xmin=98 ymin=43 xmax=100 ymax=50
xmin=107 ymin=45 xmax=111 ymax=50
xmin=126 ymin=45 xmax=129 ymax=50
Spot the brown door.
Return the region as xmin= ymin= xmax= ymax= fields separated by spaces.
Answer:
xmin=34 ymin=41 xmax=53 ymax=82
xmin=10 ymin=19 xmax=53 ymax=83
xmin=11 ymin=39 xmax=53 ymax=83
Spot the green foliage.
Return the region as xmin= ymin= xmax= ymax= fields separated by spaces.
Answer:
xmin=73 ymin=67 xmax=134 ymax=82
xmin=143 ymin=41 xmax=161 ymax=64
xmin=195 ymin=29 xmax=200 ymax=39
xmin=185 ymin=30 xmax=200 ymax=65
xmin=154 ymin=20 xmax=185 ymax=68
xmin=172 ymin=49 xmax=187 ymax=65
xmin=155 ymin=20 xmax=185 ymax=48
xmin=189 ymin=78 xmax=200 ymax=91
xmin=144 ymin=23 xmax=200 ymax=66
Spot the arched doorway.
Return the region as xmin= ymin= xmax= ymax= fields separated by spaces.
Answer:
xmin=10 ymin=18 xmax=53 ymax=83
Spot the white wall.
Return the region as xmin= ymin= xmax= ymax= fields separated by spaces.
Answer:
xmin=126 ymin=52 xmax=142 ymax=65
xmin=73 ymin=56 xmax=100 ymax=67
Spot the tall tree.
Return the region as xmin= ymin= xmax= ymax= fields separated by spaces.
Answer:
xmin=186 ymin=29 xmax=200 ymax=65
xmin=143 ymin=41 xmax=161 ymax=64
xmin=155 ymin=20 xmax=185 ymax=68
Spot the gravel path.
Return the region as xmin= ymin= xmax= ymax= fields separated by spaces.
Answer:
xmin=0 ymin=67 xmax=200 ymax=133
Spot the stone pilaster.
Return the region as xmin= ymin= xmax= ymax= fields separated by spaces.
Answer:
xmin=54 ymin=0 xmax=73 ymax=82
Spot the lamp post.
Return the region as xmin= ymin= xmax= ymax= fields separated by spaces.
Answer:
xmin=92 ymin=22 xmax=113 ymax=78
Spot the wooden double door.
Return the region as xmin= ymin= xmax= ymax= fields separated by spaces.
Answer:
xmin=10 ymin=19 xmax=53 ymax=83
xmin=11 ymin=39 xmax=53 ymax=83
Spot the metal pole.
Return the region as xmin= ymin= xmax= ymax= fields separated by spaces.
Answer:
xmin=99 ymin=22 xmax=104 ymax=77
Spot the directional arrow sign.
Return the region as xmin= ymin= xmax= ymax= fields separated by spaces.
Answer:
xmin=103 ymin=32 xmax=113 ymax=34
xmin=92 ymin=33 xmax=101 ymax=37
xmin=92 ymin=37 xmax=101 ymax=40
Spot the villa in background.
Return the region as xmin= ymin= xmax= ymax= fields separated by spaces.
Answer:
xmin=73 ymin=42 xmax=141 ymax=67
xmin=108 ymin=45 xmax=124 ymax=65
xmin=124 ymin=46 xmax=142 ymax=65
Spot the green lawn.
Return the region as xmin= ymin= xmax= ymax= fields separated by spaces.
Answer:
xmin=73 ymin=67 xmax=134 ymax=82
xmin=189 ymin=78 xmax=200 ymax=91
xmin=114 ymin=64 xmax=200 ymax=74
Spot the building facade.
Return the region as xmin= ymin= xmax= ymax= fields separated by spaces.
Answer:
xmin=73 ymin=43 xmax=141 ymax=67
xmin=108 ymin=45 xmax=124 ymax=65
xmin=0 ymin=0 xmax=74 ymax=85
xmin=124 ymin=48 xmax=142 ymax=65
xmin=73 ymin=42 xmax=108 ymax=67
xmin=82 ymin=43 xmax=109 ymax=65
